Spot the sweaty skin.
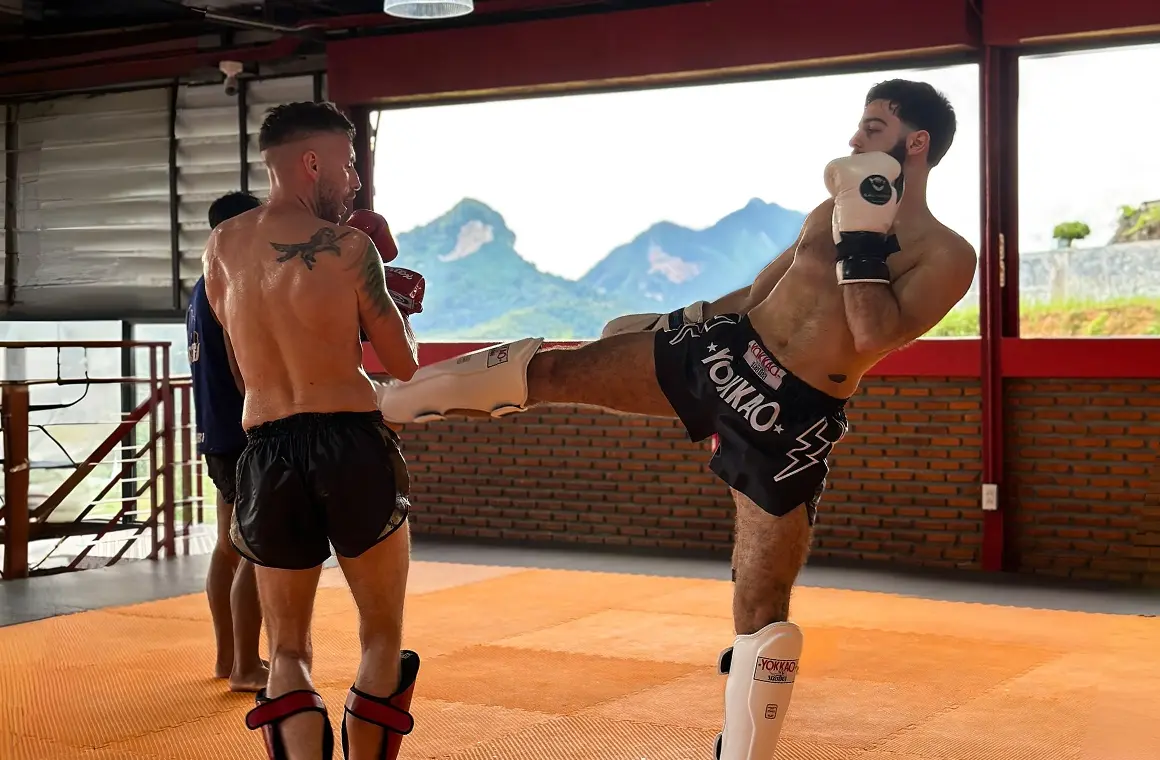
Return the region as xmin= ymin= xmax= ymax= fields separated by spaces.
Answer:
xmin=706 ymin=96 xmax=978 ymax=401
xmin=203 ymin=206 xmax=418 ymax=430
xmin=747 ymin=198 xmax=976 ymax=399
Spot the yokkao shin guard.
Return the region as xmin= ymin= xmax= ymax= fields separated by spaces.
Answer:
xmin=714 ymin=621 xmax=803 ymax=760
xmin=373 ymin=337 xmax=543 ymax=425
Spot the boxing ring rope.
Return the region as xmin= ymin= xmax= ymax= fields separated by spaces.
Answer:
xmin=0 ymin=340 xmax=207 ymax=579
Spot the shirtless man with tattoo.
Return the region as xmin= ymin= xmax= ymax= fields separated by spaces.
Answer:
xmin=371 ymin=79 xmax=977 ymax=760
xmin=203 ymin=101 xmax=423 ymax=760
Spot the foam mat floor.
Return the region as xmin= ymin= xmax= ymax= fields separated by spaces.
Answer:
xmin=1 ymin=560 xmax=1158 ymax=759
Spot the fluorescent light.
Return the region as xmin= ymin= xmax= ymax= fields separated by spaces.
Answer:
xmin=383 ymin=0 xmax=474 ymax=19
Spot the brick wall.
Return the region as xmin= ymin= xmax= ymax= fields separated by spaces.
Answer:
xmin=822 ymin=377 xmax=983 ymax=569
xmin=397 ymin=376 xmax=984 ymax=571
xmin=1006 ymin=379 xmax=1160 ymax=585
xmin=398 ymin=373 xmax=1160 ymax=586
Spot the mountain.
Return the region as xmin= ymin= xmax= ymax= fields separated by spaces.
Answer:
xmin=580 ymin=198 xmax=807 ymax=309
xmin=397 ymin=197 xmax=808 ymax=340
xmin=395 ymin=199 xmax=636 ymax=340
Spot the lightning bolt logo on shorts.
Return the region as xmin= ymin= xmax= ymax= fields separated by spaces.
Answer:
xmin=665 ymin=314 xmax=737 ymax=345
xmin=772 ymin=417 xmax=841 ymax=482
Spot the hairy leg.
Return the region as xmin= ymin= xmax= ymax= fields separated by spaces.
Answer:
xmin=526 ymin=330 xmax=677 ymax=417
xmin=208 ymin=492 xmax=241 ymax=678
xmin=714 ymin=490 xmax=813 ymax=760
xmin=228 ymin=559 xmax=268 ymax=692
xmin=336 ymin=522 xmax=412 ymax=760
xmin=731 ymin=490 xmax=812 ymax=633
xmin=257 ymin=564 xmax=325 ymax=760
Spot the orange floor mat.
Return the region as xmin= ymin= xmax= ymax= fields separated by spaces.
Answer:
xmin=1 ymin=560 xmax=1158 ymax=759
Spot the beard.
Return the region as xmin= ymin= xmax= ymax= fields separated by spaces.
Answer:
xmin=886 ymin=136 xmax=908 ymax=167
xmin=886 ymin=136 xmax=907 ymax=200
xmin=315 ymin=183 xmax=347 ymax=225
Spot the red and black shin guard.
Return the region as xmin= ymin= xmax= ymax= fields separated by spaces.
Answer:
xmin=340 ymin=650 xmax=421 ymax=760
xmin=245 ymin=689 xmax=335 ymax=760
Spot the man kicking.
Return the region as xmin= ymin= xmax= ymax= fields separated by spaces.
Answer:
xmin=188 ymin=190 xmax=267 ymax=692
xmin=372 ymin=79 xmax=977 ymax=759
xmin=203 ymin=101 xmax=423 ymax=760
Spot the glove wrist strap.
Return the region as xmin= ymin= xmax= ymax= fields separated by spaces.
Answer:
xmin=835 ymin=257 xmax=891 ymax=286
xmin=834 ymin=233 xmax=899 ymax=286
xmin=835 ymin=232 xmax=901 ymax=260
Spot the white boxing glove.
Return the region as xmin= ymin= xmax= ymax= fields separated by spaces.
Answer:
xmin=600 ymin=300 xmax=707 ymax=339
xmin=823 ymin=152 xmax=904 ymax=286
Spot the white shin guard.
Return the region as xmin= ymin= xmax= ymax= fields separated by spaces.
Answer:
xmin=714 ymin=621 xmax=803 ymax=760
xmin=599 ymin=300 xmax=709 ymax=339
xmin=373 ymin=337 xmax=544 ymax=424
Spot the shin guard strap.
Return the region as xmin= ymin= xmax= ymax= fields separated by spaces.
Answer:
xmin=245 ymin=690 xmax=327 ymax=731
xmin=344 ymin=688 xmax=415 ymax=735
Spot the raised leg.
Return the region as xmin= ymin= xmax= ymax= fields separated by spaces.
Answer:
xmin=254 ymin=563 xmax=327 ymax=760
xmin=374 ymin=329 xmax=680 ymax=425
xmin=336 ymin=521 xmax=416 ymax=760
xmin=527 ymin=330 xmax=677 ymax=416
xmin=208 ymin=491 xmax=241 ymax=678
xmin=715 ymin=490 xmax=812 ymax=760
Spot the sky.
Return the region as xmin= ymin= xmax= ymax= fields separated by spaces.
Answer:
xmin=372 ymin=42 xmax=1160 ymax=283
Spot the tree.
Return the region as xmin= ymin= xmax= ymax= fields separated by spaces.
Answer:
xmin=1052 ymin=221 xmax=1091 ymax=248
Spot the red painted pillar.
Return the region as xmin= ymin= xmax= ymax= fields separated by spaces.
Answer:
xmin=349 ymin=105 xmax=376 ymax=212
xmin=979 ymin=46 xmax=1020 ymax=572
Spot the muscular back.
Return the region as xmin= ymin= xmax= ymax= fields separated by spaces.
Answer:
xmin=749 ymin=199 xmax=976 ymax=398
xmin=204 ymin=207 xmax=415 ymax=430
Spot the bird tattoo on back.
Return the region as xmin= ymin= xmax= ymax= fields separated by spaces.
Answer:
xmin=271 ymin=227 xmax=353 ymax=270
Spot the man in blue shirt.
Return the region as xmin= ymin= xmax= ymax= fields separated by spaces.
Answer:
xmin=188 ymin=190 xmax=267 ymax=692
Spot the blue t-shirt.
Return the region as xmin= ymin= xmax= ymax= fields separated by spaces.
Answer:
xmin=187 ymin=277 xmax=247 ymax=455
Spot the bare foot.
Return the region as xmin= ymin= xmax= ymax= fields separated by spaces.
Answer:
xmin=229 ymin=661 xmax=270 ymax=693
xmin=214 ymin=660 xmax=232 ymax=680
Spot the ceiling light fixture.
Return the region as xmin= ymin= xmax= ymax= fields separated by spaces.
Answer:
xmin=383 ymin=0 xmax=474 ymax=19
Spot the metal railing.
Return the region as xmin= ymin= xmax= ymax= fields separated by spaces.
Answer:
xmin=0 ymin=340 xmax=208 ymax=579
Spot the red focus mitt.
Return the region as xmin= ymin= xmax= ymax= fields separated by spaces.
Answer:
xmin=385 ymin=266 xmax=425 ymax=316
xmin=347 ymin=209 xmax=399 ymax=263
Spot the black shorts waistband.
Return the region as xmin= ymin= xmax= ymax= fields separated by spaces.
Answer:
xmin=245 ymin=410 xmax=385 ymax=440
xmin=734 ymin=315 xmax=849 ymax=413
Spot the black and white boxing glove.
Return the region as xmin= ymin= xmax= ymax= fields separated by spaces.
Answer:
xmin=824 ymin=153 xmax=904 ymax=286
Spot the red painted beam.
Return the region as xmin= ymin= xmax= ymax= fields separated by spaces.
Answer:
xmin=984 ymin=0 xmax=1160 ymax=45
xmin=0 ymin=37 xmax=304 ymax=98
xmin=328 ymin=0 xmax=977 ymax=104
xmin=0 ymin=35 xmax=204 ymax=74
xmin=1002 ymin=338 xmax=1160 ymax=378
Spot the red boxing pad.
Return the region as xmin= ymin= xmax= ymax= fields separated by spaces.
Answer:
xmin=347 ymin=209 xmax=399 ymax=263
xmin=384 ymin=266 xmax=425 ymax=315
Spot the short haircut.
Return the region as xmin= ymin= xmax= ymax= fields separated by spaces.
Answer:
xmin=208 ymin=191 xmax=262 ymax=228
xmin=257 ymin=101 xmax=356 ymax=152
xmin=864 ymin=79 xmax=957 ymax=167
